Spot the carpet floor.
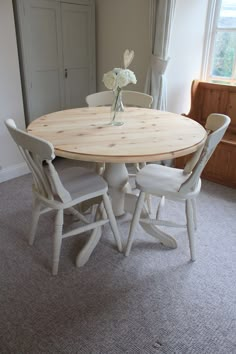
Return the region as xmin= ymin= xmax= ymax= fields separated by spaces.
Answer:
xmin=0 ymin=160 xmax=235 ymax=354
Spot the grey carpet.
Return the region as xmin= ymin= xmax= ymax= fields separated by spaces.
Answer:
xmin=0 ymin=159 xmax=236 ymax=354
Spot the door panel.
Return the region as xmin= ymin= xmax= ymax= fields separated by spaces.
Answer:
xmin=23 ymin=0 xmax=64 ymax=121
xmin=65 ymin=68 xmax=89 ymax=108
xmin=30 ymin=6 xmax=59 ymax=67
xmin=61 ymin=3 xmax=92 ymax=108
xmin=32 ymin=71 xmax=62 ymax=118
xmin=62 ymin=9 xmax=88 ymax=67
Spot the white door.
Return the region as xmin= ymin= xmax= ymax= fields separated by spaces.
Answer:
xmin=61 ymin=3 xmax=95 ymax=108
xmin=23 ymin=0 xmax=64 ymax=121
xmin=16 ymin=0 xmax=96 ymax=122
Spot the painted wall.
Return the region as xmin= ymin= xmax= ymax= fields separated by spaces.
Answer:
xmin=167 ymin=0 xmax=208 ymax=114
xmin=0 ymin=0 xmax=28 ymax=182
xmin=95 ymin=0 xmax=208 ymax=114
xmin=95 ymin=0 xmax=151 ymax=92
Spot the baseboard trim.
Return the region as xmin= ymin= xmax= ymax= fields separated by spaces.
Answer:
xmin=0 ymin=162 xmax=30 ymax=183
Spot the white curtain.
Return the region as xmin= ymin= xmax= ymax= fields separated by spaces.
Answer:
xmin=145 ymin=0 xmax=176 ymax=110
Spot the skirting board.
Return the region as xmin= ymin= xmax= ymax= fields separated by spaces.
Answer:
xmin=0 ymin=162 xmax=30 ymax=183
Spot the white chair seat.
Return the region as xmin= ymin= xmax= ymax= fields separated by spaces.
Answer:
xmin=59 ymin=166 xmax=107 ymax=202
xmin=136 ymin=164 xmax=201 ymax=200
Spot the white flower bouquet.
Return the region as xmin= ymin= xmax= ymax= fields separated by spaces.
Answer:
xmin=103 ymin=50 xmax=137 ymax=125
xmin=103 ymin=67 xmax=137 ymax=91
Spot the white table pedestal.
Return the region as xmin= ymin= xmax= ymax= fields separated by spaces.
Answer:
xmin=103 ymin=163 xmax=131 ymax=216
xmin=76 ymin=163 xmax=177 ymax=267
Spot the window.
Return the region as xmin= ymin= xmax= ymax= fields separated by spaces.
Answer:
xmin=203 ymin=0 xmax=236 ymax=85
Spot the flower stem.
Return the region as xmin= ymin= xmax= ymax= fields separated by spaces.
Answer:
xmin=112 ymin=87 xmax=121 ymax=122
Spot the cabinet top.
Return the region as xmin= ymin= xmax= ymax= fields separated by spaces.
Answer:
xmin=18 ymin=0 xmax=95 ymax=5
xmin=55 ymin=0 xmax=94 ymax=4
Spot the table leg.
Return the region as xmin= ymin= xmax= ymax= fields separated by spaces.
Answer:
xmin=76 ymin=201 xmax=105 ymax=267
xmin=124 ymin=193 xmax=177 ymax=249
xmin=103 ymin=163 xmax=131 ymax=216
xmin=76 ymin=164 xmax=177 ymax=268
xmin=104 ymin=163 xmax=177 ymax=248
xmin=76 ymin=163 xmax=130 ymax=267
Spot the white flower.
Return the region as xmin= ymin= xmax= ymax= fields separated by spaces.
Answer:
xmin=113 ymin=68 xmax=122 ymax=75
xmin=116 ymin=70 xmax=130 ymax=88
xmin=126 ymin=69 xmax=137 ymax=85
xmin=103 ymin=51 xmax=137 ymax=91
xmin=103 ymin=68 xmax=137 ymax=90
xmin=117 ymin=69 xmax=137 ymax=88
xmin=103 ymin=71 xmax=117 ymax=90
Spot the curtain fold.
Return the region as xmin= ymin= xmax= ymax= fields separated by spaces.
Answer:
xmin=145 ymin=0 xmax=176 ymax=110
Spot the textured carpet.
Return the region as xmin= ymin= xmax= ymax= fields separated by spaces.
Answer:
xmin=0 ymin=159 xmax=235 ymax=354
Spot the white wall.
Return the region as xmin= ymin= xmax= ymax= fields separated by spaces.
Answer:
xmin=95 ymin=0 xmax=151 ymax=92
xmin=167 ymin=0 xmax=208 ymax=114
xmin=0 ymin=0 xmax=28 ymax=182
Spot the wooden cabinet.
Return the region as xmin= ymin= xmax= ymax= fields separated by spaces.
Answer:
xmin=175 ymin=80 xmax=236 ymax=188
xmin=14 ymin=0 xmax=96 ymax=123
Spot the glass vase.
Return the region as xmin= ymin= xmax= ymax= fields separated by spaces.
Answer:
xmin=110 ymin=89 xmax=124 ymax=126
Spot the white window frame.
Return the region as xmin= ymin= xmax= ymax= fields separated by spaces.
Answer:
xmin=201 ymin=0 xmax=236 ymax=85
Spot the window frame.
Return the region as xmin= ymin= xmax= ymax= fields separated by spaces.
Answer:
xmin=202 ymin=0 xmax=236 ymax=85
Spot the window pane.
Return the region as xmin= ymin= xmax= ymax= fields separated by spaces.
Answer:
xmin=218 ymin=0 xmax=236 ymax=28
xmin=211 ymin=31 xmax=236 ymax=77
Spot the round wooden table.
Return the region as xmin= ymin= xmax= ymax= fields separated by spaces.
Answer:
xmin=28 ymin=106 xmax=206 ymax=211
xmin=28 ymin=106 xmax=206 ymax=265
xmin=27 ymin=106 xmax=206 ymax=163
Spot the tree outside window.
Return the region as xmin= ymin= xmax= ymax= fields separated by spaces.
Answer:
xmin=205 ymin=0 xmax=236 ymax=85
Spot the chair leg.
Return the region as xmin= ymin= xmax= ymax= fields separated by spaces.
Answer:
xmin=102 ymin=193 xmax=123 ymax=252
xmin=96 ymin=162 xmax=105 ymax=176
xmin=137 ymin=162 xmax=146 ymax=171
xmin=156 ymin=196 xmax=165 ymax=220
xmin=66 ymin=207 xmax=89 ymax=224
xmin=191 ymin=198 xmax=197 ymax=231
xmin=125 ymin=191 xmax=146 ymax=256
xmin=186 ymin=199 xmax=196 ymax=261
xmin=145 ymin=194 xmax=152 ymax=214
xmin=52 ymin=209 xmax=64 ymax=275
xmin=28 ymin=197 xmax=41 ymax=246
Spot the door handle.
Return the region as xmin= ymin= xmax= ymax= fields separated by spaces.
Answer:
xmin=65 ymin=68 xmax=68 ymax=78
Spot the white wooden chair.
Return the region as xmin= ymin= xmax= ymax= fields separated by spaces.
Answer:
xmin=125 ymin=113 xmax=231 ymax=258
xmin=5 ymin=119 xmax=122 ymax=275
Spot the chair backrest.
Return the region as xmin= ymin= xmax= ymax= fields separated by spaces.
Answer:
xmin=122 ymin=91 xmax=153 ymax=108
xmin=179 ymin=113 xmax=231 ymax=193
xmin=5 ymin=119 xmax=71 ymax=203
xmin=86 ymin=90 xmax=153 ymax=108
xmin=86 ymin=91 xmax=114 ymax=107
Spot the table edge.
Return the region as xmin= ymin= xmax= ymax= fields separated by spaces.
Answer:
xmin=54 ymin=136 xmax=206 ymax=163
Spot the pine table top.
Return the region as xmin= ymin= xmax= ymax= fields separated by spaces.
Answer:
xmin=27 ymin=107 xmax=207 ymax=163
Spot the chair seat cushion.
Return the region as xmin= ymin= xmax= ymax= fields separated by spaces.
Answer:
xmin=60 ymin=166 xmax=107 ymax=202
xmin=136 ymin=164 xmax=191 ymax=198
